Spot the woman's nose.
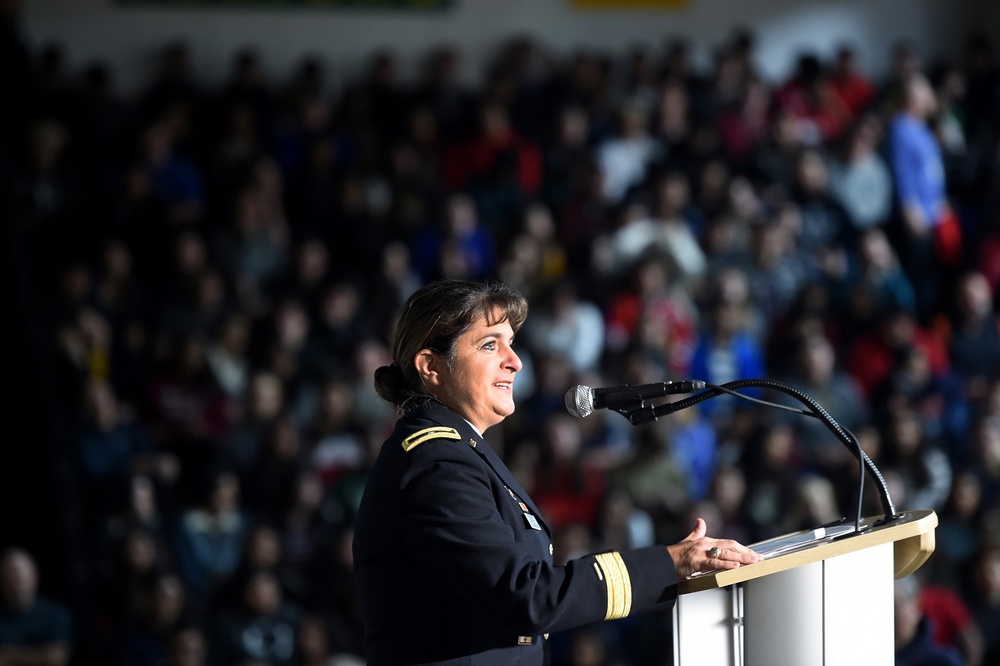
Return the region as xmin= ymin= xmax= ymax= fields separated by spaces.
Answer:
xmin=505 ymin=346 xmax=522 ymax=372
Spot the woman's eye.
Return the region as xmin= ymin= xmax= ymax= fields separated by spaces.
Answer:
xmin=481 ymin=341 xmax=496 ymax=351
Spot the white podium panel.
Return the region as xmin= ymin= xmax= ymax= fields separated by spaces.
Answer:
xmin=743 ymin=559 xmax=825 ymax=665
xmin=744 ymin=541 xmax=893 ymax=666
xmin=673 ymin=511 xmax=935 ymax=666
xmin=823 ymin=543 xmax=894 ymax=665
xmin=673 ymin=585 xmax=741 ymax=666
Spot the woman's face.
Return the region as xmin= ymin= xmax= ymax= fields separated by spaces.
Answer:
xmin=425 ymin=314 xmax=522 ymax=433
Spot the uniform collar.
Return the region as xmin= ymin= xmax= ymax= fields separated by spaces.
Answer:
xmin=417 ymin=400 xmax=551 ymax=537
xmin=463 ymin=418 xmax=483 ymax=438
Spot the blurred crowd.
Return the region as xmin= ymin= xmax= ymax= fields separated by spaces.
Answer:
xmin=4 ymin=3 xmax=1000 ymax=664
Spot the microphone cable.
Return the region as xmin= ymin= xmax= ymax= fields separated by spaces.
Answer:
xmin=618 ymin=378 xmax=899 ymax=532
xmin=699 ymin=381 xmax=866 ymax=535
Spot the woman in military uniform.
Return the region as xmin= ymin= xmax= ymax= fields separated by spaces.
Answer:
xmin=353 ymin=279 xmax=760 ymax=665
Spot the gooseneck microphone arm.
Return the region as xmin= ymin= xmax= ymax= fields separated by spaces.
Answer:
xmin=625 ymin=377 xmax=899 ymax=527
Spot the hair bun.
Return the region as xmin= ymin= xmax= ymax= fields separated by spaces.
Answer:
xmin=374 ymin=363 xmax=409 ymax=405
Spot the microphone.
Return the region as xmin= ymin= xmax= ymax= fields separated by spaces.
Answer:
xmin=564 ymin=381 xmax=706 ymax=418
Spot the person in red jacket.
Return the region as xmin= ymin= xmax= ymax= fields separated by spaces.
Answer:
xmin=443 ymin=101 xmax=542 ymax=196
xmin=829 ymin=45 xmax=875 ymax=118
xmin=846 ymin=307 xmax=950 ymax=399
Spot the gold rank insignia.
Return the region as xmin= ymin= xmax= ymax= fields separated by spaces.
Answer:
xmin=401 ymin=427 xmax=462 ymax=452
xmin=594 ymin=551 xmax=633 ymax=620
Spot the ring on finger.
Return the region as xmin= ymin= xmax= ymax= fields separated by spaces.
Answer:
xmin=708 ymin=546 xmax=722 ymax=559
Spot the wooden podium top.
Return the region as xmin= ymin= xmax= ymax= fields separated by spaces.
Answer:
xmin=679 ymin=509 xmax=938 ymax=595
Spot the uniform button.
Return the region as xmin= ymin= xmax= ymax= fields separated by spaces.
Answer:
xmin=549 ymin=543 xmax=554 ymax=556
xmin=544 ymin=633 xmax=550 ymax=640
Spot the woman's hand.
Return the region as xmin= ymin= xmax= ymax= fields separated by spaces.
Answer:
xmin=666 ymin=518 xmax=763 ymax=578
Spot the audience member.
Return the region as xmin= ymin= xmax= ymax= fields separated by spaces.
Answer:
xmin=75 ymin=379 xmax=163 ymax=519
xmin=949 ymin=271 xmax=1000 ymax=409
xmin=895 ymin=575 xmax=965 ymax=666
xmin=739 ymin=420 xmax=807 ymax=540
xmin=210 ymin=570 xmax=299 ymax=665
xmin=880 ymin=408 xmax=953 ymax=513
xmin=108 ymin=527 xmax=172 ymax=627
xmin=523 ymin=280 xmax=605 ymax=373
xmin=933 ymin=471 xmax=987 ymax=588
xmin=717 ymin=79 xmax=772 ymax=172
xmin=888 ymin=72 xmax=958 ymax=320
xmin=0 ymin=549 xmax=72 ymax=665
xmin=774 ymin=53 xmax=851 ymax=146
xmin=829 ymin=115 xmax=893 ymax=235
xmin=531 ymin=413 xmax=607 ymax=531
xmin=919 ymin=576 xmax=985 ymax=666
xmin=119 ymin=573 xmax=193 ymax=666
xmin=596 ymin=103 xmax=659 ymax=203
xmin=829 ymin=45 xmax=876 ymax=118
xmin=688 ymin=297 xmax=766 ymax=424
xmin=840 ymin=227 xmax=916 ymax=316
xmin=165 ymin=626 xmax=208 ymax=666
xmin=968 ymin=544 xmax=1000 ymax=664
xmin=778 ymin=332 xmax=869 ymax=474
xmin=294 ymin=613 xmax=365 ymax=666
xmin=791 ymin=148 xmax=850 ymax=254
xmin=846 ymin=308 xmax=950 ymax=399
xmin=171 ymin=469 xmax=251 ymax=607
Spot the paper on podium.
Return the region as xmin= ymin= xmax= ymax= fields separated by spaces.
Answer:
xmin=687 ymin=521 xmax=859 ymax=579
xmin=749 ymin=521 xmax=858 ymax=559
xmin=681 ymin=510 xmax=937 ymax=589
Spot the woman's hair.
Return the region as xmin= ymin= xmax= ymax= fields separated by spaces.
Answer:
xmin=374 ymin=280 xmax=528 ymax=409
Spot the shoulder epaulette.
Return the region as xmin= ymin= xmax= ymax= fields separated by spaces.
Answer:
xmin=401 ymin=427 xmax=462 ymax=452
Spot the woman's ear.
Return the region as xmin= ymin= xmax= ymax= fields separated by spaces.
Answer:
xmin=414 ymin=349 xmax=443 ymax=387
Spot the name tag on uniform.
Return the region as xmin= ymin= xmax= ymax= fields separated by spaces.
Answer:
xmin=524 ymin=513 xmax=542 ymax=530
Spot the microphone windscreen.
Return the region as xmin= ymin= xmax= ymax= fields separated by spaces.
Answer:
xmin=564 ymin=386 xmax=593 ymax=418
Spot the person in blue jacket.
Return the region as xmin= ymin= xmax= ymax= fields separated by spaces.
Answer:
xmin=353 ymin=279 xmax=761 ymax=665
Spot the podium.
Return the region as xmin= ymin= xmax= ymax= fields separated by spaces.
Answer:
xmin=673 ymin=509 xmax=938 ymax=666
